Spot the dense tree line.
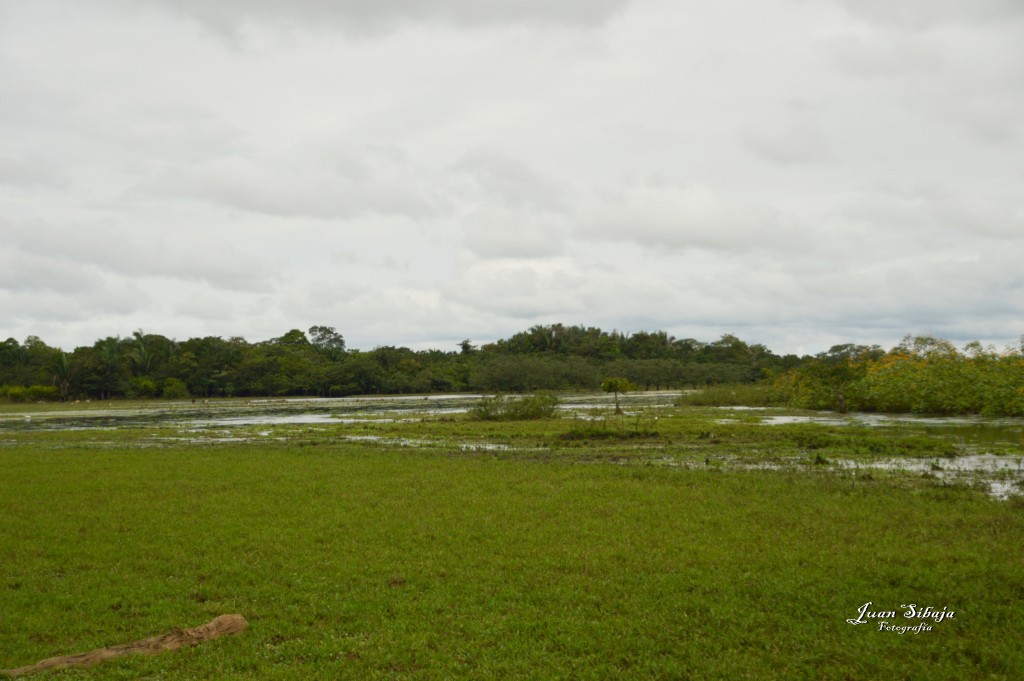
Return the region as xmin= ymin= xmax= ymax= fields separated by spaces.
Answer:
xmin=4 ymin=326 xmax=1021 ymax=414
xmin=0 ymin=325 xmax=800 ymax=401
xmin=774 ymin=335 xmax=1024 ymax=416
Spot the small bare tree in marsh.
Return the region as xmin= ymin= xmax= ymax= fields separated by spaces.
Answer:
xmin=601 ymin=376 xmax=633 ymax=414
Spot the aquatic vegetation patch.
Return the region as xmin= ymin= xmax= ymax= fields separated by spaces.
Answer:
xmin=677 ymin=382 xmax=787 ymax=407
xmin=561 ymin=412 xmax=660 ymax=441
xmin=468 ymin=393 xmax=560 ymax=421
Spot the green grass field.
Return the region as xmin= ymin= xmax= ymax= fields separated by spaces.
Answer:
xmin=1 ymin=399 xmax=1022 ymax=679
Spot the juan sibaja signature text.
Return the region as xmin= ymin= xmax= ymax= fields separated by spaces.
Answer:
xmin=846 ymin=602 xmax=955 ymax=634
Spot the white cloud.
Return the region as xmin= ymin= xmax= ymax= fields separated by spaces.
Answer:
xmin=823 ymin=29 xmax=946 ymax=80
xmin=1 ymin=0 xmax=1022 ymax=354
xmin=443 ymin=259 xmax=590 ymax=319
xmin=451 ymin=150 xmax=569 ymax=212
xmin=0 ymin=249 xmax=106 ymax=296
xmin=0 ymin=156 xmax=70 ymax=190
xmin=172 ymin=292 xmax=236 ymax=321
xmin=835 ymin=0 xmax=1024 ymax=30
xmin=460 ymin=206 xmax=567 ymax=259
xmin=2 ymin=219 xmax=275 ymax=293
xmin=143 ymin=148 xmax=443 ymax=221
xmin=741 ymin=105 xmax=836 ymax=165
xmin=576 ymin=182 xmax=797 ymax=254
xmin=123 ymin=0 xmax=632 ymax=35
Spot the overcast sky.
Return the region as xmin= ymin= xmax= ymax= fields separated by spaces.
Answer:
xmin=2 ymin=0 xmax=1022 ymax=355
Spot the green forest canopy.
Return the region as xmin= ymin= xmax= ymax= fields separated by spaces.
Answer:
xmin=1 ymin=325 xmax=1022 ymax=415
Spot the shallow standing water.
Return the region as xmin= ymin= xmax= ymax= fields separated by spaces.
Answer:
xmin=715 ymin=408 xmax=1024 ymax=447
xmin=3 ymin=395 xmax=1022 ymax=499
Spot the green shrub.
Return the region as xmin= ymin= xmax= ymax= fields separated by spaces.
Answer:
xmin=161 ymin=378 xmax=191 ymax=399
xmin=677 ymin=382 xmax=786 ymax=407
xmin=126 ymin=377 xmax=159 ymax=399
xmin=470 ymin=393 xmax=560 ymax=421
xmin=775 ymin=337 xmax=1024 ymax=416
xmin=26 ymin=385 xmax=60 ymax=402
xmin=2 ymin=385 xmax=25 ymax=402
xmin=1 ymin=385 xmax=60 ymax=402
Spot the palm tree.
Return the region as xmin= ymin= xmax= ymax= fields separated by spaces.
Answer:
xmin=47 ymin=351 xmax=77 ymax=402
xmin=129 ymin=329 xmax=155 ymax=376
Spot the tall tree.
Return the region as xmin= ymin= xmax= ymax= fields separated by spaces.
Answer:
xmin=309 ymin=325 xmax=346 ymax=361
xmin=129 ymin=330 xmax=156 ymax=376
xmin=46 ymin=351 xmax=77 ymax=401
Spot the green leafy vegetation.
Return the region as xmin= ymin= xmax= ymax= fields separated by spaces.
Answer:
xmin=3 ymin=328 xmax=1022 ymax=416
xmin=600 ymin=376 xmax=634 ymax=414
xmin=676 ymin=382 xmax=788 ymax=407
xmin=0 ymin=384 xmax=60 ymax=402
xmin=562 ymin=412 xmax=660 ymax=441
xmin=776 ymin=336 xmax=1024 ymax=416
xmin=0 ymin=399 xmax=1021 ymax=679
xmin=468 ymin=393 xmax=560 ymax=421
xmin=0 ymin=326 xmax=797 ymax=402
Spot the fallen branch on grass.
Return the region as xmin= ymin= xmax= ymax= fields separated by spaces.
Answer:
xmin=1 ymin=614 xmax=248 ymax=677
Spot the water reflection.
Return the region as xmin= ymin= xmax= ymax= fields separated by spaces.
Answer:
xmin=756 ymin=412 xmax=1024 ymax=446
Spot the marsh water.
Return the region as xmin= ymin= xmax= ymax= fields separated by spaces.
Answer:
xmin=720 ymin=409 xmax=1024 ymax=447
xmin=3 ymin=393 xmax=1022 ymax=499
xmin=1 ymin=394 xmax=485 ymax=431
xmin=0 ymin=392 xmax=677 ymax=432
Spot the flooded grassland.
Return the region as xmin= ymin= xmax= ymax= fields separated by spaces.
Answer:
xmin=1 ymin=394 xmax=1022 ymax=679
xmin=4 ymin=393 xmax=1021 ymax=499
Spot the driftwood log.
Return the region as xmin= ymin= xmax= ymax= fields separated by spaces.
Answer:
xmin=1 ymin=614 xmax=248 ymax=677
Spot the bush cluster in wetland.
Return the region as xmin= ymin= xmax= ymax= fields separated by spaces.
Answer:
xmin=676 ymin=382 xmax=787 ymax=407
xmin=468 ymin=393 xmax=560 ymax=421
xmin=775 ymin=336 xmax=1024 ymax=416
xmin=0 ymin=384 xmax=60 ymax=403
xmin=561 ymin=413 xmax=660 ymax=441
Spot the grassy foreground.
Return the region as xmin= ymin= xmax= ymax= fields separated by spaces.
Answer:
xmin=1 ymin=404 xmax=1022 ymax=679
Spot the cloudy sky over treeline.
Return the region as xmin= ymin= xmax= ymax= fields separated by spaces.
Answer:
xmin=2 ymin=0 xmax=1022 ymax=355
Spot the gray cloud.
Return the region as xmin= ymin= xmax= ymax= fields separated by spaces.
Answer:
xmin=937 ymin=184 xmax=1024 ymax=239
xmin=3 ymin=219 xmax=276 ymax=293
xmin=832 ymin=182 xmax=1024 ymax=242
xmin=836 ymin=0 xmax=1024 ymax=29
xmin=0 ymin=156 xmax=70 ymax=190
xmin=143 ymin=147 xmax=443 ymax=221
xmin=450 ymin=151 xmax=569 ymax=259
xmin=2 ymin=0 xmax=1022 ymax=354
xmin=126 ymin=0 xmax=631 ymax=34
xmin=576 ymin=182 xmax=799 ymax=254
xmin=172 ymin=292 xmax=236 ymax=321
xmin=460 ymin=206 xmax=566 ymax=259
xmin=331 ymin=252 xmax=405 ymax=271
xmin=0 ymin=274 xmax=150 ymax=326
xmin=823 ymin=30 xmax=946 ymax=80
xmin=0 ymin=249 xmax=104 ymax=297
xmin=451 ymin=150 xmax=569 ymax=213
xmin=443 ymin=259 xmax=589 ymax=319
xmin=741 ymin=108 xmax=835 ymax=166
